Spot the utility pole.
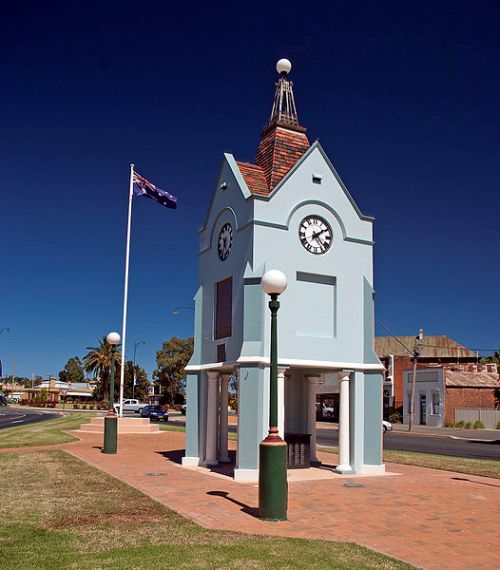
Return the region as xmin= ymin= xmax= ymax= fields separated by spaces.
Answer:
xmin=408 ymin=328 xmax=424 ymax=432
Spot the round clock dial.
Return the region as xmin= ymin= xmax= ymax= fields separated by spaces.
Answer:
xmin=299 ymin=216 xmax=332 ymax=254
xmin=218 ymin=223 xmax=233 ymax=260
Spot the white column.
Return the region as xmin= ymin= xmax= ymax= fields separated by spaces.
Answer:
xmin=277 ymin=367 xmax=287 ymax=439
xmin=336 ymin=372 xmax=353 ymax=473
xmin=218 ymin=373 xmax=230 ymax=463
xmin=205 ymin=371 xmax=219 ymax=466
xmin=306 ymin=375 xmax=320 ymax=463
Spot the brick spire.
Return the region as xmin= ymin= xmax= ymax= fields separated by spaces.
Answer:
xmin=237 ymin=59 xmax=310 ymax=195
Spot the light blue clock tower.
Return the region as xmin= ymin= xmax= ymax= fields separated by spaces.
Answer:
xmin=183 ymin=59 xmax=385 ymax=481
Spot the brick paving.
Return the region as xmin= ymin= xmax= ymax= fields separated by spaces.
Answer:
xmin=61 ymin=430 xmax=499 ymax=570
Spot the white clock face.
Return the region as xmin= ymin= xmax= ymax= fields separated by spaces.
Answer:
xmin=218 ymin=223 xmax=233 ymax=261
xmin=299 ymin=216 xmax=332 ymax=254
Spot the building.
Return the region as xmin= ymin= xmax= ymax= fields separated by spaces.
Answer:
xmin=402 ymin=363 xmax=499 ymax=427
xmin=375 ymin=335 xmax=477 ymax=415
xmin=1 ymin=378 xmax=95 ymax=402
xmin=183 ymin=59 xmax=385 ymax=481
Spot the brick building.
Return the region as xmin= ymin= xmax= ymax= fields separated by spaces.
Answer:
xmin=402 ymin=363 xmax=499 ymax=427
xmin=375 ymin=335 xmax=477 ymax=415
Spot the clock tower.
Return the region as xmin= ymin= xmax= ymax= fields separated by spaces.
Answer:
xmin=183 ymin=59 xmax=385 ymax=481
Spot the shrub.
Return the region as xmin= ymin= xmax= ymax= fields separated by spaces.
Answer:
xmin=444 ymin=420 xmax=455 ymax=428
xmin=473 ymin=420 xmax=484 ymax=429
xmin=388 ymin=412 xmax=402 ymax=424
xmin=496 ymin=421 xmax=500 ymax=430
xmin=456 ymin=420 xmax=465 ymax=428
xmin=464 ymin=422 xmax=472 ymax=429
xmin=82 ymin=405 xmax=87 ymax=410
xmin=73 ymin=404 xmax=80 ymax=409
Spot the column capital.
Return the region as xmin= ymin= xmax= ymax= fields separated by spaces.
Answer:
xmin=277 ymin=366 xmax=289 ymax=377
xmin=207 ymin=371 xmax=220 ymax=381
xmin=305 ymin=374 xmax=321 ymax=384
xmin=340 ymin=371 xmax=353 ymax=380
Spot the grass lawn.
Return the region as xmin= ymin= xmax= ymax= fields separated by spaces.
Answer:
xmin=0 ymin=413 xmax=92 ymax=448
xmin=317 ymin=445 xmax=500 ymax=479
xmin=0 ymin=450 xmax=414 ymax=570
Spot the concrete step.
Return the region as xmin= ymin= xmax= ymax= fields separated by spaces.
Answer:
xmin=78 ymin=417 xmax=161 ymax=434
xmin=87 ymin=416 xmax=151 ymax=426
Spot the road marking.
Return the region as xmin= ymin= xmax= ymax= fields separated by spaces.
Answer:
xmin=10 ymin=420 xmax=25 ymax=424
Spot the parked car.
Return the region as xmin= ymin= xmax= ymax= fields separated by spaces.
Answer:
xmin=181 ymin=400 xmax=186 ymax=415
xmin=140 ymin=405 xmax=169 ymax=422
xmin=0 ymin=396 xmax=7 ymax=406
xmin=383 ymin=420 xmax=393 ymax=433
xmin=113 ymin=399 xmax=147 ymax=414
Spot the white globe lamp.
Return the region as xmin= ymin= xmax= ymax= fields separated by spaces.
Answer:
xmin=261 ymin=270 xmax=288 ymax=296
xmin=276 ymin=58 xmax=292 ymax=75
xmin=106 ymin=331 xmax=121 ymax=346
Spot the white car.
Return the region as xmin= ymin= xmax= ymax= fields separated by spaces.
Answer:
xmin=383 ymin=420 xmax=393 ymax=433
xmin=113 ymin=399 xmax=146 ymax=414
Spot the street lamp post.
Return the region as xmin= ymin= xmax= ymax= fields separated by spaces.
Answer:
xmin=259 ymin=270 xmax=288 ymax=521
xmin=408 ymin=328 xmax=424 ymax=432
xmin=103 ymin=331 xmax=120 ymax=454
xmin=132 ymin=340 xmax=145 ymax=399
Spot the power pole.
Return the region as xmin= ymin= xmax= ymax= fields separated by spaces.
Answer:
xmin=408 ymin=329 xmax=424 ymax=432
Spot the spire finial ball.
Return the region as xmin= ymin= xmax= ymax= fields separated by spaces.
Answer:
xmin=276 ymin=58 xmax=292 ymax=75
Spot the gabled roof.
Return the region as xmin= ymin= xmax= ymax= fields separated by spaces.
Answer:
xmin=445 ymin=370 xmax=500 ymax=388
xmin=236 ymin=162 xmax=269 ymax=196
xmin=235 ymin=125 xmax=310 ymax=196
xmin=375 ymin=335 xmax=476 ymax=358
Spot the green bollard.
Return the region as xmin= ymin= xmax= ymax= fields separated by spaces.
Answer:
xmin=103 ymin=412 xmax=118 ymax=454
xmin=259 ymin=437 xmax=288 ymax=521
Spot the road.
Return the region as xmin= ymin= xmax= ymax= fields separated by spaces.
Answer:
xmin=168 ymin=416 xmax=499 ymax=461
xmin=0 ymin=407 xmax=60 ymax=429
xmin=316 ymin=426 xmax=500 ymax=461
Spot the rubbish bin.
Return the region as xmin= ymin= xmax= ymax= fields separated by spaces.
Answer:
xmin=284 ymin=433 xmax=311 ymax=469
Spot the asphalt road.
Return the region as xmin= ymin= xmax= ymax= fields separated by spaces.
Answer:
xmin=316 ymin=426 xmax=500 ymax=461
xmin=0 ymin=407 xmax=60 ymax=429
xmin=168 ymin=416 xmax=499 ymax=461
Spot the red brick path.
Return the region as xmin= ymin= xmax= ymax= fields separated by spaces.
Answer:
xmin=62 ymin=431 xmax=499 ymax=570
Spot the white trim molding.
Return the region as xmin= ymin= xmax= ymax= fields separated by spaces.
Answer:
xmin=186 ymin=357 xmax=384 ymax=372
xmin=233 ymin=468 xmax=259 ymax=482
xmin=181 ymin=456 xmax=200 ymax=467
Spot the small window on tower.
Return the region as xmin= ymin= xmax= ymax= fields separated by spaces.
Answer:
xmin=215 ymin=277 xmax=232 ymax=340
xmin=312 ymin=173 xmax=323 ymax=184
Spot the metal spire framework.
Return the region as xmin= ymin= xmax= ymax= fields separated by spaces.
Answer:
xmin=268 ymin=59 xmax=300 ymax=128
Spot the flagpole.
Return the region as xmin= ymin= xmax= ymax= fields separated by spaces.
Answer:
xmin=118 ymin=163 xmax=134 ymax=417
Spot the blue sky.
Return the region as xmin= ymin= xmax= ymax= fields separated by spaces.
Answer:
xmin=1 ymin=1 xmax=499 ymax=378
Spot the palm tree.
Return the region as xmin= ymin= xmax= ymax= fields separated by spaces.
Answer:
xmin=83 ymin=336 xmax=122 ymax=403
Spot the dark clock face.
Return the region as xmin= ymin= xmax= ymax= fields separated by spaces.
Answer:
xmin=218 ymin=223 xmax=233 ymax=260
xmin=299 ymin=216 xmax=332 ymax=254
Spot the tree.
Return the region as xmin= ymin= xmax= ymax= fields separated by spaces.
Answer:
xmin=83 ymin=337 xmax=122 ymax=403
xmin=154 ymin=337 xmax=193 ymax=404
xmin=123 ymin=360 xmax=150 ymax=401
xmin=58 ymin=356 xmax=84 ymax=384
xmin=482 ymin=350 xmax=500 ymax=408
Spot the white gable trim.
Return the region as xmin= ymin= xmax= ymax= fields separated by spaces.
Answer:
xmin=199 ymin=154 xmax=252 ymax=233
xmin=254 ymin=141 xmax=374 ymax=223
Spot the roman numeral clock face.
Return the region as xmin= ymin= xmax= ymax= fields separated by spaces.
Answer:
xmin=218 ymin=223 xmax=233 ymax=261
xmin=299 ymin=216 xmax=332 ymax=254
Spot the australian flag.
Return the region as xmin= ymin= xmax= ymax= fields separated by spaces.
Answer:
xmin=133 ymin=171 xmax=177 ymax=209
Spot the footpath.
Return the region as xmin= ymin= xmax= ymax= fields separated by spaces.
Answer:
xmin=61 ymin=429 xmax=499 ymax=570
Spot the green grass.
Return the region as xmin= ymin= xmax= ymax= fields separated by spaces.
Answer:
xmin=318 ymin=445 xmax=500 ymax=479
xmin=0 ymin=450 xmax=414 ymax=570
xmin=0 ymin=413 xmax=92 ymax=448
xmin=382 ymin=449 xmax=500 ymax=479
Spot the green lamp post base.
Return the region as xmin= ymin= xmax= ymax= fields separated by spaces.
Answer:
xmin=259 ymin=431 xmax=288 ymax=521
xmin=103 ymin=410 xmax=118 ymax=454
